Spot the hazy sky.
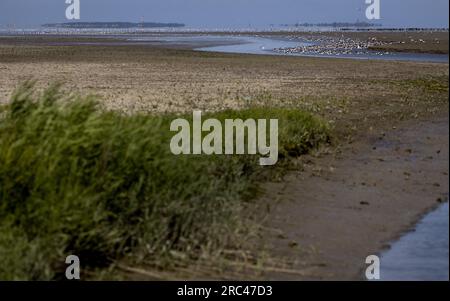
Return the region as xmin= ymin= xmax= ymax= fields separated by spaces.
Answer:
xmin=0 ymin=0 xmax=448 ymax=28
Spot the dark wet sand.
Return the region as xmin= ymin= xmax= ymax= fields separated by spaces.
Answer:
xmin=263 ymin=112 xmax=449 ymax=280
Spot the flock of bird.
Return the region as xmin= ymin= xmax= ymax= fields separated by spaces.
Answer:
xmin=273 ymin=35 xmax=394 ymax=56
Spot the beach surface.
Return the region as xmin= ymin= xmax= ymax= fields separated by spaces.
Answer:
xmin=0 ymin=33 xmax=448 ymax=280
xmin=262 ymin=113 xmax=449 ymax=280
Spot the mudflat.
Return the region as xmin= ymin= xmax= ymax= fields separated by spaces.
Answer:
xmin=0 ymin=34 xmax=448 ymax=279
xmin=262 ymin=113 xmax=449 ymax=280
xmin=0 ymin=36 xmax=447 ymax=120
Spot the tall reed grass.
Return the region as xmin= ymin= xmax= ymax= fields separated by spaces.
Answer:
xmin=0 ymin=82 xmax=330 ymax=280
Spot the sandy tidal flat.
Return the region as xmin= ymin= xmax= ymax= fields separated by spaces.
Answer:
xmin=0 ymin=34 xmax=448 ymax=280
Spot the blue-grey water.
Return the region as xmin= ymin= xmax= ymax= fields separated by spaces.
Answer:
xmin=128 ymin=35 xmax=312 ymax=54
xmin=130 ymin=34 xmax=449 ymax=63
xmin=195 ymin=36 xmax=449 ymax=63
xmin=380 ymin=202 xmax=449 ymax=281
xmin=1 ymin=29 xmax=448 ymax=62
xmin=197 ymin=36 xmax=312 ymax=55
xmin=124 ymin=34 xmax=449 ymax=62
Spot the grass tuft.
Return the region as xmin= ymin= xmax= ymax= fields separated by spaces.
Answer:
xmin=0 ymin=82 xmax=330 ymax=280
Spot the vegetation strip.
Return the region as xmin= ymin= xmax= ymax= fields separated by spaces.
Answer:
xmin=0 ymin=82 xmax=330 ymax=280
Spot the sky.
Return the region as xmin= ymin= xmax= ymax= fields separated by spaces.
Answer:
xmin=0 ymin=0 xmax=448 ymax=28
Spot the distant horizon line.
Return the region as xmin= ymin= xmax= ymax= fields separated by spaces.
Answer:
xmin=0 ymin=22 xmax=448 ymax=31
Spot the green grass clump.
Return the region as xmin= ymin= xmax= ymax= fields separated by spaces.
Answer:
xmin=0 ymin=82 xmax=330 ymax=280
